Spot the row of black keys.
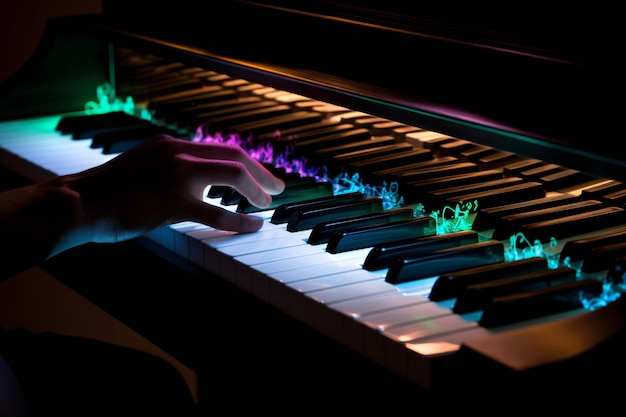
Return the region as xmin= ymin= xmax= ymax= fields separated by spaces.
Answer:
xmin=55 ymin=111 xmax=626 ymax=276
xmin=55 ymin=111 xmax=624 ymax=329
xmin=55 ymin=109 xmax=626 ymax=218
xmin=111 ymin=60 xmax=610 ymax=198
xmin=207 ymin=180 xmax=626 ymax=328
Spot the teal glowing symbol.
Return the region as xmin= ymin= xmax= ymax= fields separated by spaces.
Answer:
xmin=84 ymin=83 xmax=152 ymax=120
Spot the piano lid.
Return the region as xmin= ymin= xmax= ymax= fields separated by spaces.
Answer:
xmin=59 ymin=1 xmax=626 ymax=179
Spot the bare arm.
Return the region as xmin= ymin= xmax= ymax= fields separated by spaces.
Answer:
xmin=0 ymin=134 xmax=285 ymax=279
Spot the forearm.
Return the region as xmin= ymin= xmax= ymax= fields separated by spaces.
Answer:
xmin=0 ymin=177 xmax=92 ymax=279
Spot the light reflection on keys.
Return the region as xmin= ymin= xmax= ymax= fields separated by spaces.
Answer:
xmin=0 ymin=114 xmax=119 ymax=180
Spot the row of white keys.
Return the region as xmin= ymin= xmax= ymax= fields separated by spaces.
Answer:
xmin=153 ymin=196 xmax=493 ymax=364
xmin=160 ymin=194 xmax=608 ymax=388
xmin=0 ymin=114 xmax=120 ymax=179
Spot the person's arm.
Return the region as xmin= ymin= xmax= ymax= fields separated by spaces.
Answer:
xmin=0 ymin=134 xmax=285 ymax=279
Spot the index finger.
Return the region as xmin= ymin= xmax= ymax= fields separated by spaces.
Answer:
xmin=174 ymin=138 xmax=285 ymax=195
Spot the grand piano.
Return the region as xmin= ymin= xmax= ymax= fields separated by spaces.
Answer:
xmin=1 ymin=0 xmax=625 ymax=407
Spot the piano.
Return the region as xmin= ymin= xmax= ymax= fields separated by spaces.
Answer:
xmin=2 ymin=0 xmax=626 ymax=405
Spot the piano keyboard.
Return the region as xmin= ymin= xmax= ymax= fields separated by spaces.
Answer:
xmin=2 ymin=63 xmax=626 ymax=391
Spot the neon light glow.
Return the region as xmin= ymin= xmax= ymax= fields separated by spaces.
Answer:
xmin=193 ymin=125 xmax=480 ymax=237
xmin=192 ymin=126 xmax=409 ymax=210
xmin=84 ymin=83 xmax=152 ymax=120
xmin=506 ymin=232 xmax=622 ymax=310
xmin=83 ymin=84 xmax=623 ymax=313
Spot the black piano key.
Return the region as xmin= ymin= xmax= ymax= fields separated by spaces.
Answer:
xmin=580 ymin=179 xmax=626 ymax=201
xmin=236 ymin=181 xmax=334 ymax=213
xmin=191 ymin=99 xmax=276 ymax=121
xmin=292 ymin=128 xmax=371 ymax=155
xmin=394 ymin=162 xmax=480 ymax=184
xmin=371 ymin=155 xmax=460 ymax=178
xmin=115 ymin=55 xmax=172 ymax=77
xmin=404 ymin=170 xmax=504 ymax=205
xmin=56 ymin=111 xmax=148 ymax=138
xmin=370 ymin=120 xmax=409 ymax=136
xmin=227 ymin=110 xmax=323 ymax=137
xmin=330 ymin=142 xmax=413 ymax=165
xmin=352 ymin=148 xmax=434 ymax=176
xmin=270 ymin=192 xmax=365 ymax=224
xmin=287 ymin=197 xmax=384 ymax=232
xmin=177 ymin=95 xmax=262 ymax=117
xmin=150 ymin=88 xmax=239 ymax=117
xmin=105 ymin=137 xmax=160 ymax=154
xmin=385 ymin=240 xmax=505 ymax=284
xmin=204 ymin=72 xmax=232 ymax=83
xmin=392 ymin=125 xmax=422 ymax=140
xmin=362 ymin=229 xmax=478 ymax=271
xmin=519 ymin=163 xmax=564 ymax=182
xmin=134 ymin=76 xmax=204 ymax=98
xmin=471 ymin=194 xmax=581 ymax=232
xmin=477 ymin=150 xmax=524 ymax=170
xmin=337 ymin=111 xmax=371 ymax=123
xmin=606 ymin=255 xmax=626 ymax=284
xmin=233 ymin=176 xmax=318 ymax=209
xmin=404 ymin=131 xmax=454 ymax=150
xmin=479 ymin=278 xmax=604 ymax=328
xmin=539 ymin=168 xmax=597 ymax=191
xmin=90 ymin=124 xmax=180 ymax=150
xmin=148 ymin=84 xmax=223 ymax=105
xmin=315 ymin=136 xmax=399 ymax=160
xmin=353 ymin=116 xmax=390 ymax=129
xmin=601 ymin=189 xmax=626 ymax=206
xmin=559 ymin=225 xmax=626 ymax=263
xmin=519 ymin=206 xmax=626 ymax=243
xmin=234 ymin=82 xmax=265 ymax=93
xmin=207 ymin=185 xmax=231 ymax=198
xmin=326 ymin=216 xmax=437 ymax=254
xmin=274 ymin=121 xmax=355 ymax=141
xmin=581 ymin=241 xmax=626 ymax=273
xmin=453 ymin=266 xmax=577 ymax=314
xmin=428 ymin=256 xmax=549 ymax=301
xmin=307 ymin=207 xmax=414 ymax=245
xmin=198 ymin=104 xmax=293 ymax=133
xmin=56 ymin=111 xmax=122 ymax=133
xmin=257 ymin=120 xmax=351 ymax=142
xmin=502 ymin=158 xmax=545 ymax=177
xmin=123 ymin=72 xmax=203 ymax=97
xmin=75 ymin=119 xmax=155 ymax=141
xmin=444 ymin=181 xmax=545 ymax=211
xmin=424 ymin=177 xmax=527 ymax=211
xmin=428 ymin=177 xmax=523 ymax=203
xmin=459 ymin=145 xmax=497 ymax=163
xmin=491 ymin=199 xmax=606 ymax=241
xmin=436 ymin=139 xmax=475 ymax=157
xmin=221 ymin=188 xmax=244 ymax=205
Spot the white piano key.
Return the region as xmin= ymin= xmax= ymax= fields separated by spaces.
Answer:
xmin=170 ymin=221 xmax=211 ymax=258
xmin=287 ymin=269 xmax=387 ymax=294
xmin=358 ymin=299 xmax=456 ymax=331
xmin=299 ymin=278 xmax=398 ymax=331
xmin=247 ymin=250 xmax=370 ymax=305
xmin=304 ymin=278 xmax=396 ymax=307
xmin=266 ymin=250 xmax=369 ymax=284
xmin=208 ymin=230 xmax=292 ymax=259
xmin=382 ymin=313 xmax=481 ymax=343
xmin=227 ymin=244 xmax=321 ymax=287
xmin=330 ymin=289 xmax=435 ymax=319
xmin=201 ymin=221 xmax=293 ymax=252
xmin=251 ymin=248 xmax=368 ymax=277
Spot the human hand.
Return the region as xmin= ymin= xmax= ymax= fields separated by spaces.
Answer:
xmin=65 ymin=134 xmax=285 ymax=245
